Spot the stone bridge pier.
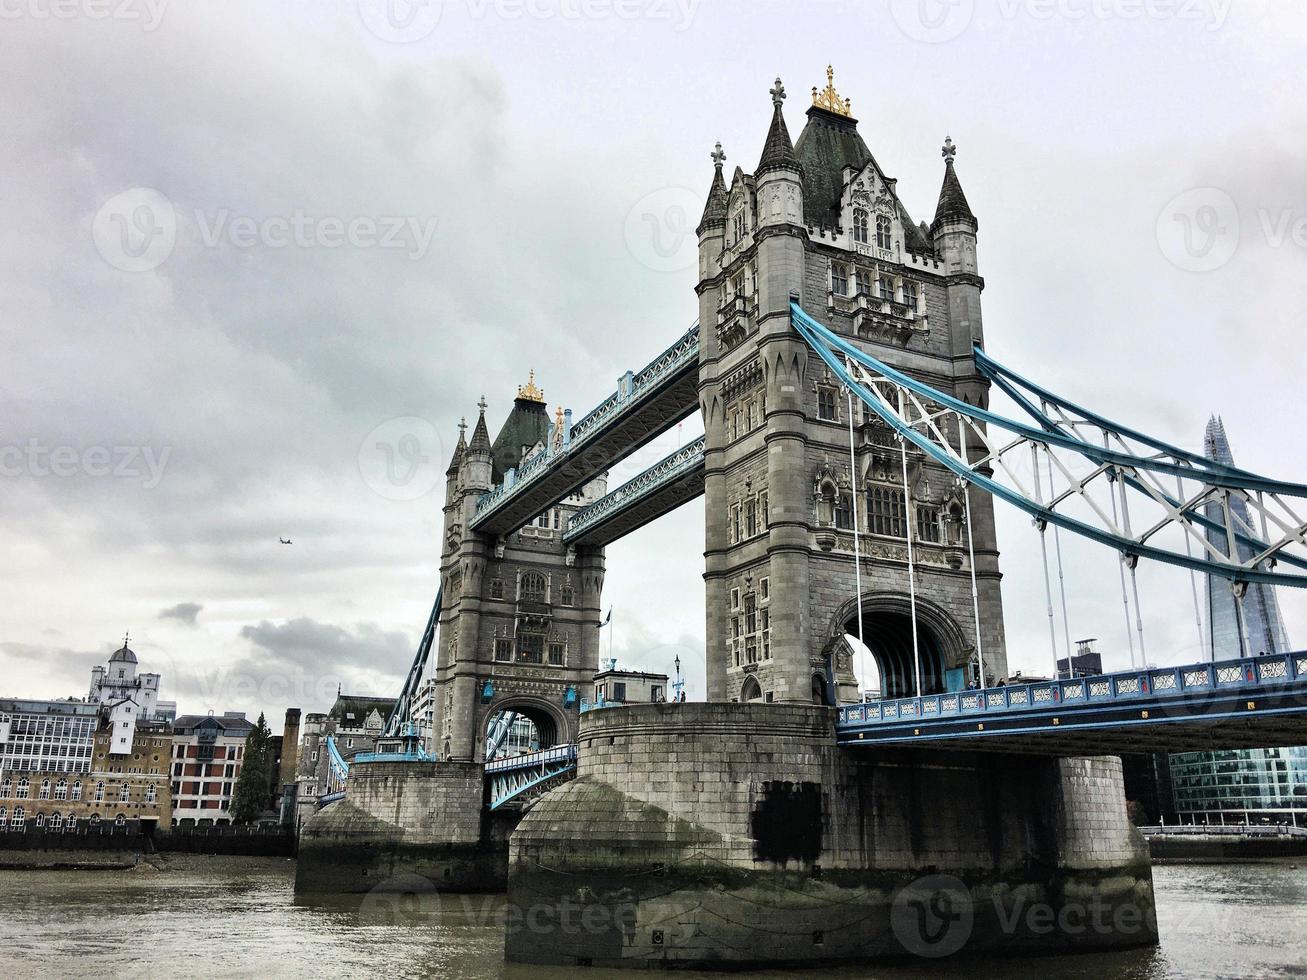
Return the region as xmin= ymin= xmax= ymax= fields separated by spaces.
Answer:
xmin=506 ymin=703 xmax=1156 ymax=969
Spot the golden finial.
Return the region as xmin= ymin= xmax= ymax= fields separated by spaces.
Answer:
xmin=811 ymin=64 xmax=852 ymax=117
xmin=516 ymin=369 xmax=545 ymax=404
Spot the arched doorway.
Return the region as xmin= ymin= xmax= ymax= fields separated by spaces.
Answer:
xmin=831 ymin=593 xmax=966 ymax=699
xmin=740 ymin=676 xmax=763 ymax=702
xmin=482 ymin=697 xmax=567 ymax=762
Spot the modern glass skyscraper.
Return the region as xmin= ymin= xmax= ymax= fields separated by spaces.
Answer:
xmin=1168 ymin=417 xmax=1305 ymax=826
xmin=1202 ymin=416 xmax=1291 ymax=658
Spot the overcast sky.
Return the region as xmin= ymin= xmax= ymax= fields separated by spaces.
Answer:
xmin=3 ymin=1 xmax=1305 ymax=731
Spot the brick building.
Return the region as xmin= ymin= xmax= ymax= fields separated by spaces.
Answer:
xmin=169 ymin=712 xmax=253 ymax=826
xmin=0 ymin=712 xmax=172 ymax=834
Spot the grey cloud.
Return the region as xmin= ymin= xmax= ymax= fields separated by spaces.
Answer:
xmin=159 ymin=602 xmax=203 ymax=626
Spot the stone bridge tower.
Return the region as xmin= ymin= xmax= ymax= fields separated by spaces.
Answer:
xmin=697 ymin=69 xmax=1008 ymax=704
xmin=430 ymin=376 xmax=606 ymax=761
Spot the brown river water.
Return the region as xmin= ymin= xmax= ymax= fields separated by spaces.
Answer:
xmin=0 ymin=861 xmax=1303 ymax=978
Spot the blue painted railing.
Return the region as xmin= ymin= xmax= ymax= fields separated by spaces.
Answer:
xmin=837 ymin=651 xmax=1307 ymax=732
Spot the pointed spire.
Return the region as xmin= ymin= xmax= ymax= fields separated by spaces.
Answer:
xmin=467 ymin=397 xmax=492 ymax=457
xmin=697 ymin=142 xmax=729 ymax=235
xmin=446 ymin=417 xmax=468 ymax=476
xmin=757 ymin=77 xmax=800 ymax=175
xmin=1204 ymin=414 xmax=1235 ymax=466
xmin=932 ymin=135 xmax=976 ymax=232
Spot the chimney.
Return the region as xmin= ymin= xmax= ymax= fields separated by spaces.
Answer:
xmin=279 ymin=708 xmax=302 ymax=789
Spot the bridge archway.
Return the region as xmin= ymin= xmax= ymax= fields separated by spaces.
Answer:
xmin=481 ymin=695 xmax=570 ymax=761
xmin=828 ymin=592 xmax=967 ymax=699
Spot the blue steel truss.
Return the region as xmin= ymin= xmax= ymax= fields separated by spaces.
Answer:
xmin=383 ymin=585 xmax=442 ymax=740
xmin=563 ymin=436 xmax=706 ymax=544
xmin=485 ymin=744 xmax=578 ymax=810
xmin=470 ymin=323 xmax=700 ymax=530
xmin=324 ymin=733 xmax=349 ymax=789
xmin=836 ymin=650 xmax=1307 ymax=751
xmin=790 ymin=301 xmax=1307 ymax=588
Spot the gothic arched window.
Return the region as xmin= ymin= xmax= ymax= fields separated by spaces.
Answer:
xmin=740 ymin=676 xmax=763 ymax=702
xmin=869 ymin=485 xmax=906 ymax=538
xmin=54 ymin=779 xmax=67 ymax=800
xmin=876 ymin=214 xmax=892 ymax=250
xmin=519 ymin=572 xmax=547 ymax=603
xmin=853 ymin=209 xmax=869 ymax=245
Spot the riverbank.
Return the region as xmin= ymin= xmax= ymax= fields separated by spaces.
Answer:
xmin=0 ymin=850 xmax=296 ymax=874
xmin=1146 ymin=834 xmax=1307 ymax=862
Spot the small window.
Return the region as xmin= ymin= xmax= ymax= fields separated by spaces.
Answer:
xmin=835 ymin=491 xmax=854 ymax=531
xmin=733 ymin=210 xmax=747 ymax=243
xmin=494 ymin=638 xmax=513 ymax=662
xmin=817 ymin=387 xmax=838 ymax=422
xmin=759 ymin=491 xmax=768 ymax=529
xmin=489 ymin=579 xmax=504 ymax=600
xmin=745 ymin=500 xmax=757 ymax=538
xmin=731 ymin=588 xmax=740 ymax=610
xmin=855 ymin=268 xmax=872 ymax=296
xmin=917 ymin=505 xmax=943 ymax=544
xmin=613 ymin=682 xmax=627 ymax=702
xmin=903 ymin=280 xmax=919 ymax=313
xmin=760 ymin=577 xmax=769 ymax=600
xmin=547 ymin=642 xmax=565 ymax=666
xmin=831 ymin=263 xmax=849 ymax=296
xmin=878 ymin=273 xmax=896 ymax=303
xmin=731 ymin=504 xmax=742 ymax=544
xmin=560 ymin=582 xmax=575 ymax=606
xmin=876 ymin=214 xmax=892 ymax=250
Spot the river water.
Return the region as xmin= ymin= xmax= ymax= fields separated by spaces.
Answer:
xmin=0 ymin=861 xmax=1303 ymax=978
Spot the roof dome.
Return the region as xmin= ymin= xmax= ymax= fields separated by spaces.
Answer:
xmin=109 ymin=641 xmax=137 ymax=665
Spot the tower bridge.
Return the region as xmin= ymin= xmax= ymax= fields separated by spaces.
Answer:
xmin=297 ymin=68 xmax=1307 ymax=970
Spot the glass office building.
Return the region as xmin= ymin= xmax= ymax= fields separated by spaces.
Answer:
xmin=1166 ymin=418 xmax=1304 ymax=826
xmin=1169 ymin=747 xmax=1307 ymax=826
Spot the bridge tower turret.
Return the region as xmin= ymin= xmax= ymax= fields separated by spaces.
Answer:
xmin=700 ymin=69 xmax=1008 ymax=705
xmin=431 ymin=385 xmax=607 ymax=763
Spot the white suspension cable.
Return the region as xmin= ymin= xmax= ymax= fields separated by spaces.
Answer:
xmin=897 ymin=387 xmax=922 ymax=699
xmin=1031 ymin=443 xmax=1061 ymax=680
xmin=1104 ymin=433 xmax=1138 ymax=669
xmin=1177 ymin=472 xmax=1207 ymax=660
xmin=1220 ymin=490 xmax=1250 ymax=659
xmin=958 ymin=415 xmax=986 ymax=689
xmin=1116 ymin=475 xmax=1148 ymax=666
xmin=846 ymin=384 xmax=866 ymax=702
xmin=1039 ymin=420 xmax=1074 ymax=667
